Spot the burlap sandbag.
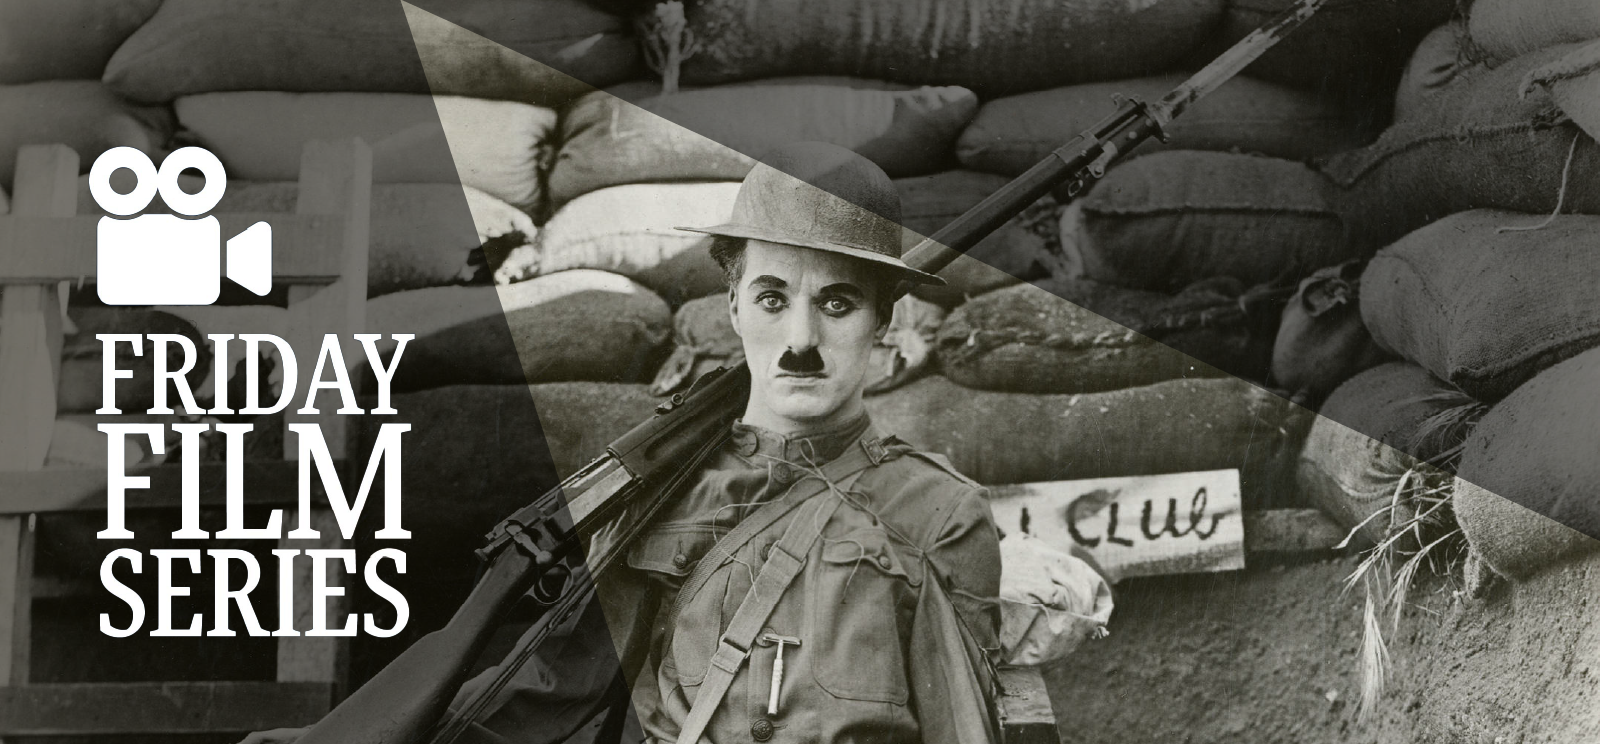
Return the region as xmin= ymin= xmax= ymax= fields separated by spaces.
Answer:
xmin=1194 ymin=0 xmax=1455 ymax=94
xmin=0 ymin=81 xmax=172 ymax=187
xmin=957 ymin=74 xmax=1367 ymax=176
xmin=866 ymin=375 xmax=1311 ymax=507
xmin=672 ymin=0 xmax=1223 ymax=96
xmin=58 ymin=308 xmax=210 ymax=414
xmin=103 ymin=0 xmax=638 ymax=106
xmin=517 ymin=183 xmax=741 ymax=307
xmin=0 ymin=0 xmax=161 ymax=83
xmin=1360 ymin=210 xmax=1600 ymax=403
xmin=174 ymin=92 xmax=554 ymax=213
xmin=79 ymin=178 xmax=533 ymax=296
xmin=935 ymin=280 xmax=1257 ymax=395
xmin=549 ymin=81 xmax=978 ymax=205
xmin=364 ymin=271 xmax=671 ymax=391
xmin=1454 ymin=347 xmax=1600 ymax=581
xmin=1271 ymin=260 xmax=1391 ymax=405
xmin=1317 ymin=42 xmax=1600 ymax=251
xmin=896 ymin=171 xmax=1058 ymax=307
xmin=1523 ymin=39 xmax=1600 ymax=143
xmin=1297 ymin=363 xmax=1482 ymax=546
xmin=1392 ymin=22 xmax=1471 ymax=125
xmin=1468 ymin=0 xmax=1600 ymax=63
xmin=1068 ymin=151 xmax=1351 ymax=293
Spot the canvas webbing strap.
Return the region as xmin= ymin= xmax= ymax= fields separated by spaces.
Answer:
xmin=670 ymin=431 xmax=886 ymax=744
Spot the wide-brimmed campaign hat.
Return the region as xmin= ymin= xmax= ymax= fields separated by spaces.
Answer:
xmin=678 ymin=142 xmax=945 ymax=286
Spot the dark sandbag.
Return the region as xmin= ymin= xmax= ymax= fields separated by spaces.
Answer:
xmin=174 ymin=92 xmax=555 ymax=213
xmin=0 ymin=81 xmax=173 ymax=187
xmin=1360 ymin=210 xmax=1600 ymax=403
xmin=80 ymin=178 xmax=534 ymax=296
xmin=1454 ymin=347 xmax=1600 ymax=581
xmin=549 ymin=81 xmax=978 ymax=205
xmin=1468 ymin=0 xmax=1600 ymax=63
xmin=935 ymin=280 xmax=1258 ymax=395
xmin=103 ymin=0 xmax=639 ymax=106
xmin=0 ymin=0 xmax=162 ymax=83
xmin=58 ymin=308 xmax=210 ymax=414
xmin=1392 ymin=22 xmax=1471 ymax=126
xmin=673 ymin=0 xmax=1224 ymax=97
xmin=651 ymin=294 xmax=742 ymax=396
xmin=867 ymin=375 xmax=1312 ymax=507
xmin=1317 ymin=42 xmax=1600 ymax=251
xmin=1068 ymin=151 xmax=1352 ymax=293
xmin=365 ymin=271 xmax=672 ymax=390
xmin=1271 ymin=260 xmax=1391 ymax=405
xmin=1297 ymin=363 xmax=1482 ymax=546
xmin=520 ymin=183 xmax=741 ymax=307
xmin=896 ymin=171 xmax=1058 ymax=307
xmin=1197 ymin=0 xmax=1455 ymax=95
xmin=956 ymin=74 xmax=1368 ymax=176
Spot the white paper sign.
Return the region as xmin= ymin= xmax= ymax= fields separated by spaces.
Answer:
xmin=989 ymin=470 xmax=1244 ymax=581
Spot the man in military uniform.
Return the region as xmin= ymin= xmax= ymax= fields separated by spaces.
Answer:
xmin=241 ymin=142 xmax=1002 ymax=744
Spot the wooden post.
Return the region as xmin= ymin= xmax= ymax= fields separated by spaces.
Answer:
xmin=275 ymin=139 xmax=370 ymax=699
xmin=0 ymin=145 xmax=77 ymax=686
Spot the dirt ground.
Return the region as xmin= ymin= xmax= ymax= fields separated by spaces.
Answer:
xmin=1044 ymin=553 xmax=1600 ymax=743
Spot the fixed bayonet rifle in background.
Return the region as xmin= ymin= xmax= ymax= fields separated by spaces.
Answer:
xmin=291 ymin=2 xmax=1331 ymax=742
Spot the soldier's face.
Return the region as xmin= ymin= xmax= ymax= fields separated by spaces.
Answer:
xmin=731 ymin=240 xmax=890 ymax=432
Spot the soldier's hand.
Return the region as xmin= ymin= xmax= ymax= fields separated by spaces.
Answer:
xmin=237 ymin=727 xmax=309 ymax=744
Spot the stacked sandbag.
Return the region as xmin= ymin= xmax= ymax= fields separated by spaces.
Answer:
xmin=104 ymin=0 xmax=639 ymax=106
xmin=1318 ymin=39 xmax=1600 ymax=251
xmin=1467 ymin=0 xmax=1600 ymax=63
xmin=509 ymin=182 xmax=742 ymax=306
xmin=672 ymin=0 xmax=1226 ymax=96
xmin=1271 ymin=260 xmax=1391 ymax=404
xmin=549 ymin=80 xmax=978 ymax=205
xmin=1523 ymin=39 xmax=1600 ymax=142
xmin=1196 ymin=0 xmax=1456 ymax=96
xmin=0 ymin=81 xmax=172 ymax=186
xmin=895 ymin=171 xmax=1059 ymax=306
xmin=867 ymin=375 xmax=1312 ymax=507
xmin=1360 ymin=211 xmax=1600 ymax=403
xmin=364 ymin=271 xmax=672 ymax=391
xmin=1297 ymin=363 xmax=1483 ymax=546
xmin=0 ymin=0 xmax=162 ymax=83
xmin=957 ymin=74 xmax=1368 ymax=176
xmin=57 ymin=308 xmax=211 ymax=414
xmin=173 ymin=92 xmax=555 ymax=214
xmin=80 ymin=177 xmax=534 ymax=296
xmin=1453 ymin=347 xmax=1600 ymax=582
xmin=935 ymin=279 xmax=1268 ymax=395
xmin=1065 ymin=151 xmax=1353 ymax=292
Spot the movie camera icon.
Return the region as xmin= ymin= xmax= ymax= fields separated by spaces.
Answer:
xmin=92 ymin=146 xmax=271 ymax=306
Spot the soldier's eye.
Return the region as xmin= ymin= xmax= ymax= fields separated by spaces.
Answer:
xmin=819 ymin=298 xmax=856 ymax=316
xmin=756 ymin=293 xmax=787 ymax=312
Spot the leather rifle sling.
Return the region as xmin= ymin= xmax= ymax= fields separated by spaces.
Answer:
xmin=670 ymin=434 xmax=885 ymax=744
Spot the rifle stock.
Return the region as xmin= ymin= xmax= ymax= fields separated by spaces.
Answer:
xmin=289 ymin=2 xmax=1328 ymax=742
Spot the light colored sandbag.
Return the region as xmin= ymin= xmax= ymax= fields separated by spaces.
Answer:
xmin=364 ymin=271 xmax=672 ymax=391
xmin=1522 ymin=39 xmax=1600 ymax=143
xmin=675 ymin=0 xmax=1225 ymax=97
xmin=1360 ymin=210 xmax=1600 ymax=403
xmin=103 ymin=0 xmax=639 ymax=106
xmin=1468 ymin=0 xmax=1600 ymax=63
xmin=80 ymin=178 xmax=534 ymax=296
xmin=174 ymin=92 xmax=554 ymax=213
xmin=0 ymin=0 xmax=162 ymax=84
xmin=1318 ymin=42 xmax=1600 ymax=251
xmin=549 ymin=81 xmax=978 ymax=205
xmin=896 ymin=171 xmax=1058 ymax=306
xmin=1296 ymin=363 xmax=1482 ymax=546
xmin=1454 ymin=347 xmax=1600 ymax=581
xmin=957 ymin=74 xmax=1368 ymax=176
xmin=516 ymin=182 xmax=742 ymax=306
xmin=0 ymin=81 xmax=173 ymax=187
xmin=1070 ymin=151 xmax=1351 ymax=293
xmin=997 ymin=534 xmax=1113 ymax=666
xmin=866 ymin=375 xmax=1311 ymax=507
xmin=935 ymin=281 xmax=1241 ymax=395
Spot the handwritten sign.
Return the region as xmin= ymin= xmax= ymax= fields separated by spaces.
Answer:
xmin=989 ymin=470 xmax=1244 ymax=581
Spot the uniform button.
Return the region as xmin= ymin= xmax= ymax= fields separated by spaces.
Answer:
xmin=672 ymin=553 xmax=689 ymax=569
xmin=877 ymin=555 xmax=892 ymax=570
xmin=751 ymin=718 xmax=774 ymax=741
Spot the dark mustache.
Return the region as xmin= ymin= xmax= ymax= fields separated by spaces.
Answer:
xmin=778 ymin=348 xmax=825 ymax=374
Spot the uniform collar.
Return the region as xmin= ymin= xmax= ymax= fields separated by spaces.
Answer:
xmin=729 ymin=411 xmax=872 ymax=466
